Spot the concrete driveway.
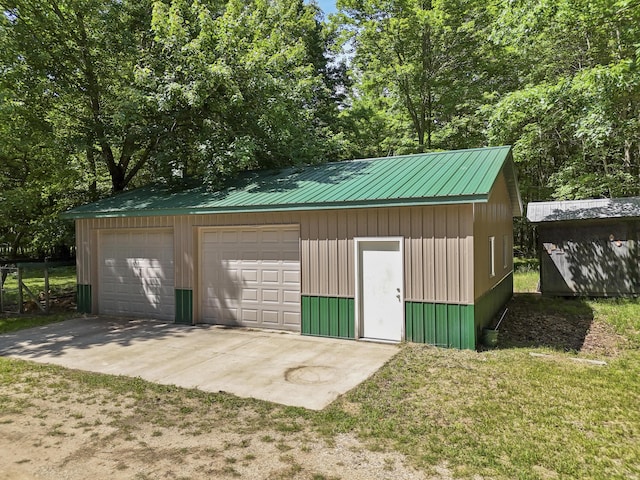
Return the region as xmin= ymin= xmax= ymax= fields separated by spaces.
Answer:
xmin=0 ymin=317 xmax=398 ymax=410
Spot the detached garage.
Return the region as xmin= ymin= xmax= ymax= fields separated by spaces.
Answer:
xmin=63 ymin=146 xmax=522 ymax=349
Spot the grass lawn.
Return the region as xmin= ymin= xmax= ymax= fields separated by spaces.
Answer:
xmin=326 ymin=321 xmax=640 ymax=479
xmin=514 ymin=257 xmax=540 ymax=293
xmin=1 ymin=266 xmax=639 ymax=479
xmin=0 ymin=311 xmax=79 ymax=335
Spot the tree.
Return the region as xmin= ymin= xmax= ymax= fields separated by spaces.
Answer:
xmin=0 ymin=87 xmax=79 ymax=258
xmin=335 ymin=0 xmax=509 ymax=154
xmin=144 ymin=0 xmax=344 ymax=186
xmin=0 ymin=0 xmax=168 ymax=193
xmin=488 ymin=0 xmax=640 ymax=201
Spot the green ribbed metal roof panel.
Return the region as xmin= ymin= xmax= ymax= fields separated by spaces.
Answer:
xmin=62 ymin=146 xmax=522 ymax=219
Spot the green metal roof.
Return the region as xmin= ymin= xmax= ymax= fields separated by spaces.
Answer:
xmin=62 ymin=146 xmax=522 ymax=219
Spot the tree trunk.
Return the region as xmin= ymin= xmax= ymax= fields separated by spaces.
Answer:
xmin=86 ymin=138 xmax=98 ymax=200
xmin=417 ymin=129 xmax=425 ymax=153
xmin=426 ymin=88 xmax=432 ymax=150
xmin=109 ymin=163 xmax=127 ymax=193
xmin=10 ymin=231 xmax=24 ymax=260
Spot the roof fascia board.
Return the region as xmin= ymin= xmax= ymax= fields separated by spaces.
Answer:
xmin=61 ymin=195 xmax=490 ymax=220
xmin=488 ymin=150 xmax=522 ymax=217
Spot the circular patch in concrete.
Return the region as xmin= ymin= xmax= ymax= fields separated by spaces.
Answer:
xmin=285 ymin=366 xmax=338 ymax=385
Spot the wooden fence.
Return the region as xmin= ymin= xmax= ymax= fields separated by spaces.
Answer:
xmin=1 ymin=262 xmax=73 ymax=314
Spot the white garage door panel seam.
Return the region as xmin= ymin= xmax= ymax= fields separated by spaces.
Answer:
xmin=98 ymin=230 xmax=175 ymax=321
xmin=200 ymin=225 xmax=300 ymax=332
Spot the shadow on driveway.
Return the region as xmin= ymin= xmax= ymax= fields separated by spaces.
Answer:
xmin=0 ymin=316 xmax=190 ymax=358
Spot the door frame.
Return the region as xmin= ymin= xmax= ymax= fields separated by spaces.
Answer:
xmin=354 ymin=237 xmax=404 ymax=341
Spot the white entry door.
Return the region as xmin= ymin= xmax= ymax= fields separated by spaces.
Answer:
xmin=356 ymin=239 xmax=404 ymax=341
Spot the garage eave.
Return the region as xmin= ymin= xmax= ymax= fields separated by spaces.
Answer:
xmin=61 ymin=195 xmax=490 ymax=219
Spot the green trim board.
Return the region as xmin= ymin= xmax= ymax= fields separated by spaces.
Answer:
xmin=405 ymin=302 xmax=476 ymax=350
xmin=77 ymin=284 xmax=92 ymax=314
xmin=175 ymin=289 xmax=193 ymax=325
xmin=62 ymin=146 xmax=521 ymax=219
xmin=301 ymin=296 xmax=355 ymax=339
xmin=474 ymin=272 xmax=514 ymax=336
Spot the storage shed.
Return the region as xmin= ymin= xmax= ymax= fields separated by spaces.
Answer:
xmin=527 ymin=197 xmax=640 ymax=296
xmin=62 ymin=146 xmax=522 ymax=349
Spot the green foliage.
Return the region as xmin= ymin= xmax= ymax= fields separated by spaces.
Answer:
xmin=0 ymin=86 xmax=79 ymax=257
xmin=488 ymin=0 xmax=640 ymax=202
xmin=335 ymin=0 xmax=515 ymax=154
xmin=140 ymin=0 xmax=345 ymax=187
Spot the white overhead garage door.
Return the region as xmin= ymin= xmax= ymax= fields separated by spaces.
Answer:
xmin=98 ymin=230 xmax=175 ymax=321
xmin=200 ymin=226 xmax=300 ymax=331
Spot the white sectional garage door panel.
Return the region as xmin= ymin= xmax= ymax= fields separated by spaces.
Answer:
xmin=201 ymin=226 xmax=300 ymax=331
xmin=99 ymin=230 xmax=175 ymax=321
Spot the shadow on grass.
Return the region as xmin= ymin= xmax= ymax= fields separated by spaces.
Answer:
xmin=498 ymin=293 xmax=594 ymax=352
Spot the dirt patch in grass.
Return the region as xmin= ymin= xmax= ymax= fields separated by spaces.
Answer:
xmin=499 ymin=294 xmax=627 ymax=355
xmin=0 ymin=361 xmax=426 ymax=480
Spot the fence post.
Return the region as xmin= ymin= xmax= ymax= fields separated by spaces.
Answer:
xmin=44 ymin=264 xmax=50 ymax=314
xmin=17 ymin=267 xmax=23 ymax=314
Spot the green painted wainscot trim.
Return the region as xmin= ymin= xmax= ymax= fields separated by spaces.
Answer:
xmin=474 ymin=272 xmax=514 ymax=336
xmin=405 ymin=302 xmax=476 ymax=350
xmin=175 ymin=289 xmax=193 ymax=325
xmin=77 ymin=284 xmax=92 ymax=314
xmin=301 ymin=296 xmax=355 ymax=339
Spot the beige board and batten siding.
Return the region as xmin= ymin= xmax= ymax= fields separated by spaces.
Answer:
xmin=76 ymin=204 xmax=476 ymax=318
xmin=76 ymin=212 xmax=299 ymax=289
xmin=300 ymin=205 xmax=474 ymax=304
xmin=471 ymin=171 xmax=515 ymax=338
xmin=472 ymin=172 xmax=514 ymax=299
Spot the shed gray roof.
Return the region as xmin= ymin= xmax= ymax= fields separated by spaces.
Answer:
xmin=527 ymin=197 xmax=640 ymax=223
